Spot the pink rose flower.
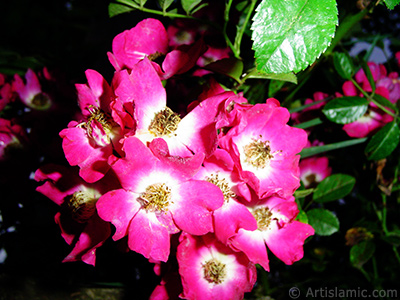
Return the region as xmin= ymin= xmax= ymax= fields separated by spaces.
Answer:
xmin=0 ymin=118 xmax=27 ymax=160
xmin=108 ymin=18 xmax=206 ymax=80
xmin=12 ymin=68 xmax=52 ymax=110
xmin=35 ymin=163 xmax=121 ymax=265
xmin=114 ymin=58 xmax=230 ymax=157
xmin=177 ymin=232 xmax=257 ymax=300
xmin=219 ymin=98 xmax=308 ymax=199
xmin=300 ymin=156 xmax=332 ymax=188
xmin=229 ymin=195 xmax=314 ymax=271
xmin=59 ymin=69 xmax=125 ymax=183
xmin=193 ymin=148 xmax=258 ymax=244
xmin=96 ymin=137 xmax=224 ymax=262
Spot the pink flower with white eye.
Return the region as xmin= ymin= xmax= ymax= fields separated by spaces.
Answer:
xmin=229 ymin=195 xmax=314 ymax=271
xmin=167 ymin=21 xmax=197 ymax=47
xmin=108 ymin=18 xmax=206 ymax=80
xmin=193 ymin=148 xmax=257 ymax=245
xmin=219 ymin=98 xmax=308 ymax=200
xmin=12 ymin=68 xmax=52 ymax=110
xmin=114 ymin=58 xmax=231 ymax=157
xmin=300 ymin=156 xmax=332 ymax=189
xmin=34 ymin=164 xmax=121 ymax=266
xmin=177 ymin=232 xmax=257 ymax=300
xmin=96 ymin=137 xmax=224 ymax=262
xmin=59 ymin=69 xmax=126 ymax=183
xmin=0 ymin=118 xmax=27 ymax=160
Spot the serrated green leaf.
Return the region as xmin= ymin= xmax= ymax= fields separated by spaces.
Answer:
xmin=313 ymin=174 xmax=356 ymax=203
xmin=108 ymin=2 xmax=135 ymax=17
xmin=158 ymin=0 xmax=174 ymax=12
xmin=204 ymin=58 xmax=244 ymax=83
xmin=248 ymin=70 xmax=297 ymax=84
xmin=307 ymin=208 xmax=339 ymax=236
xmin=350 ymin=241 xmax=375 ymax=269
xmin=133 ymin=0 xmax=148 ymax=6
xmin=251 ymin=0 xmax=338 ymax=74
xmin=333 ymin=52 xmax=355 ymax=79
xmin=181 ymin=0 xmax=202 ymax=14
xmin=384 ymin=0 xmax=400 ymax=9
xmin=365 ymin=121 xmax=400 ymax=161
xmin=322 ymin=97 xmax=369 ymax=124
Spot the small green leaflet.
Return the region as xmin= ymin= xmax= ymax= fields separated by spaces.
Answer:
xmin=251 ymin=0 xmax=338 ymax=74
xmin=307 ymin=208 xmax=339 ymax=236
xmin=133 ymin=0 xmax=148 ymax=6
xmin=322 ymin=97 xmax=369 ymax=124
xmin=313 ymin=174 xmax=356 ymax=203
xmin=109 ymin=2 xmax=135 ymax=17
xmin=350 ymin=241 xmax=375 ymax=269
xmin=158 ymin=0 xmax=174 ymax=12
xmin=333 ymin=52 xmax=355 ymax=80
xmin=373 ymin=94 xmax=398 ymax=114
xmin=204 ymin=58 xmax=244 ymax=83
xmin=181 ymin=0 xmax=202 ymax=14
xmin=248 ymin=70 xmax=297 ymax=84
xmin=383 ymin=0 xmax=400 ymax=10
xmin=365 ymin=121 xmax=400 ymax=161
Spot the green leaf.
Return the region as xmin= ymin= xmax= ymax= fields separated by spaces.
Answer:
xmin=373 ymin=94 xmax=399 ymax=113
xmin=313 ymin=174 xmax=356 ymax=203
xmin=204 ymin=58 xmax=244 ymax=83
xmin=350 ymin=241 xmax=375 ymax=269
xmin=248 ymin=70 xmax=297 ymax=84
xmin=268 ymin=80 xmax=286 ymax=97
xmin=322 ymin=97 xmax=369 ymax=124
xmin=133 ymin=0 xmax=148 ymax=6
xmin=296 ymin=210 xmax=309 ymax=224
xmin=360 ymin=58 xmax=376 ymax=92
xmin=181 ymin=0 xmax=202 ymax=14
xmin=294 ymin=188 xmax=314 ymax=198
xmin=307 ymin=208 xmax=339 ymax=236
xmin=108 ymin=2 xmax=135 ymax=17
xmin=300 ymin=138 xmax=368 ymax=158
xmin=365 ymin=121 xmax=400 ymax=161
xmin=333 ymin=52 xmax=355 ymax=79
xmin=158 ymin=0 xmax=174 ymax=12
xmin=293 ymin=117 xmax=323 ymax=129
xmin=383 ymin=0 xmax=400 ymax=9
xmin=190 ymin=3 xmax=208 ymax=14
xmin=251 ymin=0 xmax=338 ymax=74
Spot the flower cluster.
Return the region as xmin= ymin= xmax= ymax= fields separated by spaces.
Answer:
xmin=35 ymin=18 xmax=314 ymax=299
